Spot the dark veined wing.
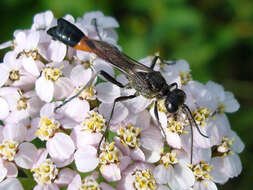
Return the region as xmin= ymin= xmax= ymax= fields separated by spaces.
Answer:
xmin=89 ymin=39 xmax=153 ymax=76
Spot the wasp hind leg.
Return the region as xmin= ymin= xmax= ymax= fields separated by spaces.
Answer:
xmin=97 ymin=94 xmax=137 ymax=155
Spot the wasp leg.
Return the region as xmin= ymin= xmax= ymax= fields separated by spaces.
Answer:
xmin=97 ymin=94 xmax=137 ymax=155
xmin=54 ymin=70 xmax=125 ymax=111
xmin=91 ymin=18 xmax=103 ymax=41
xmin=169 ymin=82 xmax=178 ymax=90
xmin=100 ymin=70 xmax=125 ymax=88
xmin=154 ymin=101 xmax=167 ymax=142
xmin=150 ymin=56 xmax=176 ymax=70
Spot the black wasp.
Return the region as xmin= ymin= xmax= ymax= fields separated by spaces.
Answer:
xmin=47 ymin=18 xmax=207 ymax=163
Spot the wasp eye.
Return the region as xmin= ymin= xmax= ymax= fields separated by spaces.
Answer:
xmin=166 ymin=102 xmax=178 ymax=113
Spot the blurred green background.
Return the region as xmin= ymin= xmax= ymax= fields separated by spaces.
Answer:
xmin=0 ymin=0 xmax=252 ymax=189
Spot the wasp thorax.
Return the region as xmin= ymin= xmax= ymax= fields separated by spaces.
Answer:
xmin=165 ymin=89 xmax=186 ymax=113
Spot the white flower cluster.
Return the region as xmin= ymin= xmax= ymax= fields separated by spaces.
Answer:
xmin=0 ymin=10 xmax=244 ymax=190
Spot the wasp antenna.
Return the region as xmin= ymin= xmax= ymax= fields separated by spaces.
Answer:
xmin=182 ymin=105 xmax=193 ymax=164
xmin=183 ymin=104 xmax=209 ymax=138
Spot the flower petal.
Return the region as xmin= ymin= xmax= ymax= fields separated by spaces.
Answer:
xmin=15 ymin=142 xmax=37 ymax=169
xmin=47 ymin=133 xmax=75 ymax=160
xmin=100 ymin=164 xmax=121 ymax=182
xmin=74 ymin=146 xmax=99 ymax=172
xmin=35 ymin=76 xmax=54 ymax=102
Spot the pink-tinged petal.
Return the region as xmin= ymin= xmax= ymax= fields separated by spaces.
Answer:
xmin=171 ymin=161 xmax=195 ymax=189
xmin=35 ymin=77 xmax=54 ymax=102
xmin=54 ymin=77 xmax=74 ymax=100
xmin=47 ymin=133 xmax=75 ymax=160
xmin=114 ymin=137 xmax=131 ymax=156
xmin=193 ymin=180 xmax=217 ymax=190
xmin=0 ymin=159 xmax=7 ymax=182
xmin=193 ymin=127 xmax=211 ymax=149
xmin=154 ymin=164 xmax=169 ymax=184
xmin=3 ymin=123 xmax=26 ymax=142
xmin=206 ymin=81 xmax=225 ymax=101
xmin=100 ymin=182 xmax=116 ymax=190
xmin=75 ymin=50 xmax=90 ymax=62
xmin=99 ymin=102 xmax=128 ymax=125
xmin=140 ymin=126 xmax=163 ymax=151
xmin=72 ymin=126 xmax=102 ymax=147
xmin=93 ymin=59 xmax=114 ymax=77
xmin=27 ymin=31 xmax=40 ymax=50
xmin=127 ymin=110 xmax=151 ymax=130
xmin=224 ymin=92 xmax=240 ymax=113
xmin=165 ymin=132 xmax=182 ymax=149
xmin=0 ymin=41 xmax=13 ymax=49
xmin=52 ymin=154 xmax=74 ymax=168
xmin=15 ymin=142 xmax=37 ymax=169
xmin=74 ymin=146 xmax=98 ymax=172
xmin=21 ymin=57 xmax=40 ymax=76
xmin=40 ymin=103 xmax=55 ymax=117
xmin=98 ymin=16 xmax=119 ymax=28
xmin=32 ymin=10 xmax=54 ymax=30
xmin=143 ymin=148 xmax=161 ymax=163
xmin=6 ymin=162 xmax=17 ymax=178
xmin=123 ymin=95 xmax=151 ymax=113
xmin=47 ymin=41 xmax=66 ymax=62
xmin=32 ymin=149 xmax=48 ymax=170
xmin=70 ymin=65 xmax=92 ymax=86
xmin=210 ymin=157 xmax=229 ymax=184
xmin=0 ymin=178 xmax=24 ymax=190
xmin=96 ymin=82 xmax=120 ymax=103
xmin=0 ymin=64 xmax=9 ymax=87
xmin=100 ymin=164 xmax=121 ymax=182
xmin=130 ymin=148 xmax=145 ymax=162
xmin=230 ymin=130 xmax=245 ymax=153
xmin=54 ymin=168 xmax=76 ymax=187
xmin=223 ymin=154 xmax=242 ymax=178
xmin=34 ymin=183 xmax=59 ymax=190
xmin=63 ymin=99 xmax=90 ymax=122
xmin=67 ymin=174 xmax=81 ymax=190
xmin=119 ymin=156 xmax=131 ymax=171
xmin=0 ymin=97 xmax=9 ymax=120
xmin=157 ymin=185 xmax=170 ymax=190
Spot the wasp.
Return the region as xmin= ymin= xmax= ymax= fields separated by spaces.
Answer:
xmin=47 ymin=18 xmax=207 ymax=163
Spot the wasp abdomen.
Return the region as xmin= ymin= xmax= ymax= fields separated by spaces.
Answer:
xmin=47 ymin=18 xmax=85 ymax=47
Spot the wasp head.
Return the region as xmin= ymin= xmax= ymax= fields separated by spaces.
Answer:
xmin=165 ymin=89 xmax=186 ymax=113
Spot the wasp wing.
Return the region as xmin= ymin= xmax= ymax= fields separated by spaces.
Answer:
xmin=87 ymin=39 xmax=153 ymax=76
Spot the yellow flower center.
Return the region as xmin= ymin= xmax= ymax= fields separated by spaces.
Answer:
xmin=157 ymin=99 xmax=167 ymax=113
xmin=167 ymin=117 xmax=188 ymax=135
xmin=118 ymin=124 xmax=141 ymax=149
xmin=190 ymin=161 xmax=213 ymax=181
xmin=160 ymin=151 xmax=179 ymax=167
xmin=9 ymin=70 xmax=20 ymax=81
xmin=0 ymin=140 xmax=19 ymax=161
xmin=76 ymin=85 xmax=96 ymax=100
xmin=216 ymin=136 xmax=235 ymax=157
xmin=82 ymin=111 xmax=106 ymax=133
xmin=17 ymin=96 xmax=28 ymax=110
xmin=179 ymin=71 xmax=192 ymax=86
xmin=35 ymin=117 xmax=60 ymax=140
xmin=99 ymin=142 xmax=119 ymax=165
xmin=43 ymin=66 xmax=62 ymax=82
xmin=80 ymin=177 xmax=101 ymax=190
xmin=193 ymin=107 xmax=211 ymax=127
xmin=133 ymin=169 xmax=156 ymax=190
xmin=32 ymin=159 xmax=58 ymax=185
xmin=23 ymin=49 xmax=40 ymax=60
